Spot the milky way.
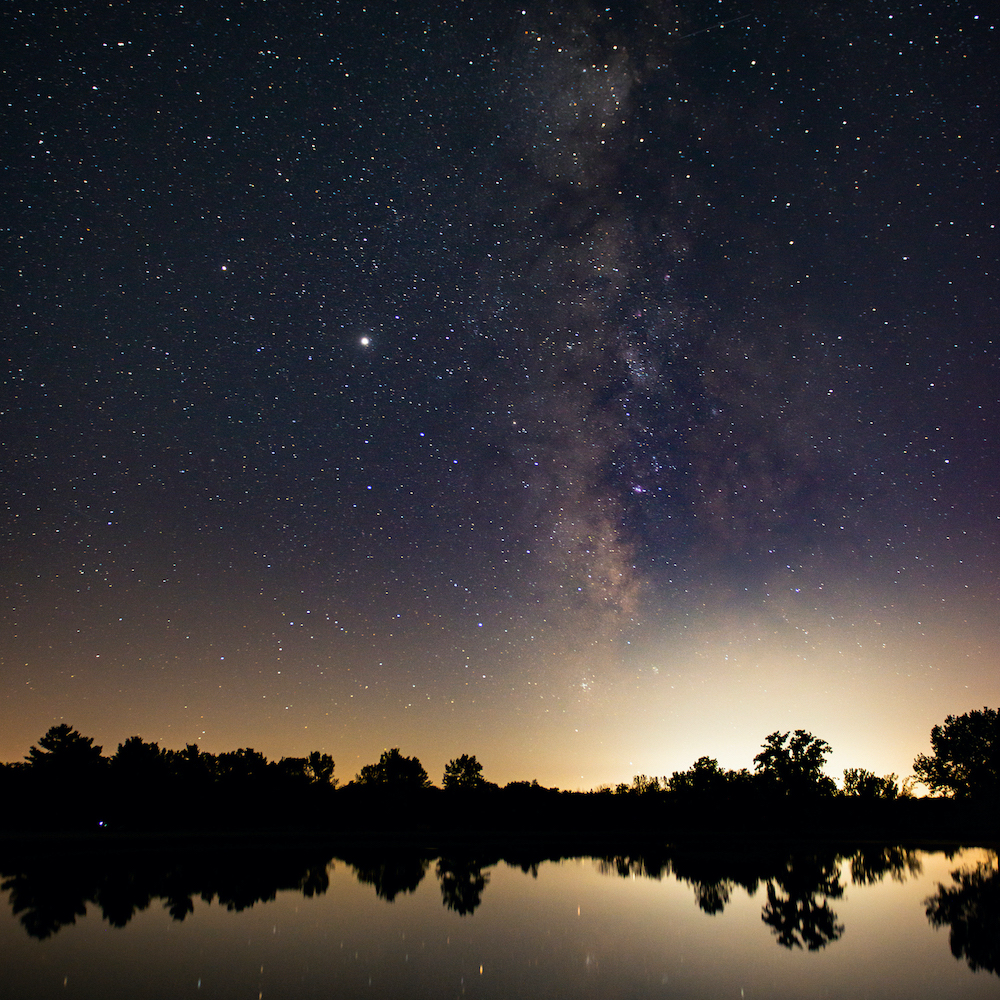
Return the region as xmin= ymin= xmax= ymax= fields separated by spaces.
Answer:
xmin=2 ymin=2 xmax=997 ymax=787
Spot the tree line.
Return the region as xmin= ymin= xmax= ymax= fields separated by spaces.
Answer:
xmin=1 ymin=707 xmax=997 ymax=836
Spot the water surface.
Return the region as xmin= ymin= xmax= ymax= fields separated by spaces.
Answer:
xmin=2 ymin=843 xmax=997 ymax=998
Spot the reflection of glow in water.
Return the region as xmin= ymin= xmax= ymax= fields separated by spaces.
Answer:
xmin=2 ymin=849 xmax=996 ymax=997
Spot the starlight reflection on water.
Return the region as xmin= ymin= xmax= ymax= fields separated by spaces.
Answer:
xmin=1 ymin=846 xmax=997 ymax=998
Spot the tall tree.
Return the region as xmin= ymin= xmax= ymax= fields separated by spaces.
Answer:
xmin=23 ymin=725 xmax=108 ymax=829
xmin=914 ymin=707 xmax=1000 ymax=799
xmin=355 ymin=748 xmax=431 ymax=790
xmin=442 ymin=754 xmax=487 ymax=790
xmin=754 ymin=730 xmax=835 ymax=796
xmin=26 ymin=724 xmax=105 ymax=773
xmin=111 ymin=736 xmax=168 ymax=777
xmin=669 ymin=756 xmax=725 ymax=796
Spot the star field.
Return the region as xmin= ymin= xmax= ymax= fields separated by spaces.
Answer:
xmin=2 ymin=2 xmax=997 ymax=788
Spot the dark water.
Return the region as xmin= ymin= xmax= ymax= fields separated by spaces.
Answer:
xmin=2 ymin=843 xmax=998 ymax=998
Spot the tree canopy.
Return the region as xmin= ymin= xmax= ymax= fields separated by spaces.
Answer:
xmin=26 ymin=724 xmax=105 ymax=775
xmin=913 ymin=707 xmax=1000 ymax=799
xmin=842 ymin=768 xmax=898 ymax=799
xmin=10 ymin=711 xmax=1000 ymax=840
xmin=442 ymin=753 xmax=488 ymax=790
xmin=355 ymin=748 xmax=431 ymax=790
xmin=753 ymin=731 xmax=835 ymax=796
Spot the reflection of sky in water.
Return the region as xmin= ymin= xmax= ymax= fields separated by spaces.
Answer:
xmin=1 ymin=849 xmax=996 ymax=998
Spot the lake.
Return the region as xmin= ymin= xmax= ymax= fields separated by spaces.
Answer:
xmin=1 ymin=841 xmax=998 ymax=998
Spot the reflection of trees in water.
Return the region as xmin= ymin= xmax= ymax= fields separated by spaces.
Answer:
xmin=670 ymin=853 xmax=764 ymax=917
xmin=761 ymin=854 xmax=845 ymax=951
xmin=596 ymin=847 xmax=850 ymax=950
xmin=0 ymin=838 xmax=987 ymax=965
xmin=925 ymin=853 xmax=1000 ymax=976
xmin=693 ymin=880 xmax=733 ymax=915
xmin=2 ymin=869 xmax=89 ymax=940
xmin=596 ymin=849 xmax=767 ymax=917
xmin=436 ymin=856 xmax=490 ymax=915
xmin=848 ymin=845 xmax=922 ymax=886
xmin=595 ymin=853 xmax=670 ymax=881
xmin=0 ymin=849 xmax=333 ymax=940
xmin=344 ymin=854 xmax=430 ymax=902
xmin=501 ymin=847 xmax=578 ymax=879
xmin=596 ymin=844 xmax=922 ymax=942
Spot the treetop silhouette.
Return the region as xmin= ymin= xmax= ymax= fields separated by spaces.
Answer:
xmin=913 ymin=707 xmax=1000 ymax=799
xmin=354 ymin=748 xmax=431 ymax=790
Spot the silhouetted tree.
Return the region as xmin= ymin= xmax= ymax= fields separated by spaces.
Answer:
xmin=504 ymin=779 xmax=543 ymax=791
xmin=167 ymin=743 xmax=217 ymax=781
xmin=307 ymin=751 xmax=337 ymax=786
xmin=112 ymin=736 xmax=169 ymax=778
xmin=23 ymin=724 xmax=108 ymax=828
xmin=754 ymin=730 xmax=835 ymax=797
xmin=277 ymin=752 xmax=336 ymax=787
xmin=842 ymin=767 xmax=898 ymax=799
xmin=107 ymin=736 xmax=177 ymax=828
xmin=442 ymin=753 xmax=488 ymax=790
xmin=615 ymin=774 xmax=664 ymax=795
xmin=26 ymin=724 xmax=105 ymax=774
xmin=355 ymin=748 xmax=431 ymax=790
xmin=914 ymin=707 xmax=1000 ymax=799
xmin=275 ymin=756 xmax=312 ymax=787
xmin=216 ymin=748 xmax=270 ymax=784
xmin=669 ymin=756 xmax=727 ymax=796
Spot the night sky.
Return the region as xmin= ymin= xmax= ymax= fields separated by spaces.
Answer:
xmin=3 ymin=1 xmax=997 ymax=790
